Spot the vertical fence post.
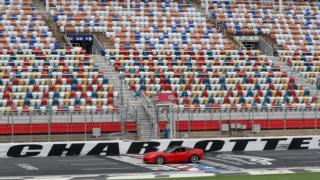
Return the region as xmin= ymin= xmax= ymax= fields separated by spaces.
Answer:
xmin=11 ymin=115 xmax=13 ymax=143
xmin=316 ymin=84 xmax=319 ymax=131
xmin=176 ymin=110 xmax=180 ymax=138
xmin=29 ymin=113 xmax=32 ymax=142
xmin=219 ymin=109 xmax=222 ymax=136
xmin=267 ymin=107 xmax=269 ymax=130
xmin=219 ymin=109 xmax=221 ymax=136
xmin=135 ymin=108 xmax=138 ymax=135
xmin=229 ymin=108 xmax=232 ymax=136
xmin=302 ymin=110 xmax=304 ymax=129
xmin=84 ymin=112 xmax=87 ymax=141
xmin=284 ymin=105 xmax=287 ymax=131
xmin=48 ymin=111 xmax=52 ymax=142
xmin=67 ymin=111 xmax=71 ymax=141
xmin=172 ymin=106 xmax=176 ymax=138
xmin=250 ymin=107 xmax=253 ymax=136
xmin=210 ymin=110 xmax=213 ymax=132
xmin=188 ymin=110 xmax=191 ymax=136
xmin=119 ymin=73 xmax=125 ymax=140
xmin=191 ymin=110 xmax=194 ymax=135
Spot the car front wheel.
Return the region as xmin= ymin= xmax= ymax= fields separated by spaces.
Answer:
xmin=155 ymin=156 xmax=165 ymax=165
xmin=190 ymin=154 xmax=199 ymax=163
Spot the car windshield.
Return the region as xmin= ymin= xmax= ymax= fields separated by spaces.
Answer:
xmin=163 ymin=147 xmax=176 ymax=153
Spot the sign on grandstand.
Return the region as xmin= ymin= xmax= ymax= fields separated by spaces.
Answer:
xmin=0 ymin=136 xmax=319 ymax=158
xmin=151 ymin=93 xmax=175 ymax=104
xmin=67 ymin=35 xmax=93 ymax=42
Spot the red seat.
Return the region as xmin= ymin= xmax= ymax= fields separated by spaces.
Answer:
xmin=70 ymin=91 xmax=76 ymax=98
xmin=183 ymin=97 xmax=190 ymax=104
xmin=43 ymin=91 xmax=49 ymax=98
xmin=49 ymin=84 xmax=55 ymax=91
xmin=41 ymin=98 xmax=47 ymax=106
xmin=3 ymin=92 xmax=10 ymax=99
xmin=5 ymin=85 xmax=11 ymax=92
xmin=224 ymin=97 xmax=230 ymax=104
xmin=107 ymin=97 xmax=113 ymax=104
xmin=33 ymin=84 xmax=39 ymax=91
xmin=7 ymin=99 xmax=13 ymax=106
xmin=86 ymin=98 xmax=92 ymax=105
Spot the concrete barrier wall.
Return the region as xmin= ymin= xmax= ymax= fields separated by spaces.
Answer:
xmin=0 ymin=136 xmax=319 ymax=158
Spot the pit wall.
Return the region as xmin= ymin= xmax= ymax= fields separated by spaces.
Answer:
xmin=0 ymin=136 xmax=319 ymax=158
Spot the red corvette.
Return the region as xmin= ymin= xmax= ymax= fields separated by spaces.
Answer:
xmin=143 ymin=146 xmax=204 ymax=165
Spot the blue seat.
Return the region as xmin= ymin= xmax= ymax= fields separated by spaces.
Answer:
xmin=52 ymin=98 xmax=59 ymax=106
xmin=53 ymin=91 xmax=60 ymax=98
xmin=24 ymin=99 xmax=31 ymax=106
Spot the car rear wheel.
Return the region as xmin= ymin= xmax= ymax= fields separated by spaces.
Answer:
xmin=190 ymin=154 xmax=199 ymax=163
xmin=155 ymin=156 xmax=165 ymax=165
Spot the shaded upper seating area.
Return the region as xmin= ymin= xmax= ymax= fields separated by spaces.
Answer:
xmin=0 ymin=48 xmax=117 ymax=113
xmin=205 ymin=0 xmax=320 ymax=51
xmin=49 ymin=0 xmax=236 ymax=51
xmin=0 ymin=0 xmax=59 ymax=49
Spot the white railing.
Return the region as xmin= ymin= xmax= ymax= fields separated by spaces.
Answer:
xmin=140 ymin=92 xmax=159 ymax=138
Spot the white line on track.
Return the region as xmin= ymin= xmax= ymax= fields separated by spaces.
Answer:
xmin=200 ymin=160 xmax=244 ymax=171
xmin=252 ymin=152 xmax=318 ymax=156
xmin=305 ymin=168 xmax=320 ymax=172
xmin=107 ymin=172 xmax=216 ymax=180
xmin=108 ymin=175 xmax=156 ymax=180
xmin=205 ymin=156 xmax=244 ymax=165
xmin=59 ymin=159 xmax=106 ymax=162
xmin=247 ymin=169 xmax=295 ymax=175
xmin=83 ymin=167 xmax=135 ymax=171
xmin=277 ymin=156 xmax=320 ymax=159
xmin=169 ymin=173 xmax=216 ymax=178
xmin=71 ymin=163 xmax=119 ymax=166
xmin=17 ymin=163 xmax=39 ymax=171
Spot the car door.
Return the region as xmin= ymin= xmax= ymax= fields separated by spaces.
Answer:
xmin=169 ymin=148 xmax=189 ymax=163
xmin=176 ymin=148 xmax=190 ymax=162
xmin=165 ymin=148 xmax=178 ymax=163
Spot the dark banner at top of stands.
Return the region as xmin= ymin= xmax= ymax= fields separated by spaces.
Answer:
xmin=1 ymin=136 xmax=319 ymax=158
xmin=67 ymin=35 xmax=93 ymax=42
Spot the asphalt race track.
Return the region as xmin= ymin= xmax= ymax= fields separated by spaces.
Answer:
xmin=0 ymin=150 xmax=320 ymax=179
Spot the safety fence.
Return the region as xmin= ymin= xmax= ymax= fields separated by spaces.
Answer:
xmin=0 ymin=110 xmax=138 ymax=143
xmin=156 ymin=106 xmax=320 ymax=138
xmin=0 ymin=106 xmax=319 ymax=142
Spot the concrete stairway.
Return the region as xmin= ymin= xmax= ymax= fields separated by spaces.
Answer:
xmin=191 ymin=0 xmax=245 ymax=49
xmin=93 ymin=55 xmax=154 ymax=140
xmin=136 ymin=103 xmax=155 ymax=140
xmin=94 ymin=33 xmax=114 ymax=50
xmin=33 ymin=0 xmax=69 ymax=46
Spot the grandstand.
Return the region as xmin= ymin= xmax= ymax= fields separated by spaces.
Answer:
xmin=0 ymin=0 xmax=319 ymax=142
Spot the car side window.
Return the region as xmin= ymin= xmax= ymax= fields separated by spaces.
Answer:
xmin=175 ymin=148 xmax=185 ymax=153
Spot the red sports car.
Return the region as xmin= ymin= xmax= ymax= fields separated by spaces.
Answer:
xmin=143 ymin=146 xmax=204 ymax=165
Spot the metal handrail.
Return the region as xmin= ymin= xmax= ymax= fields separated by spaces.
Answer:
xmin=141 ymin=92 xmax=160 ymax=138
